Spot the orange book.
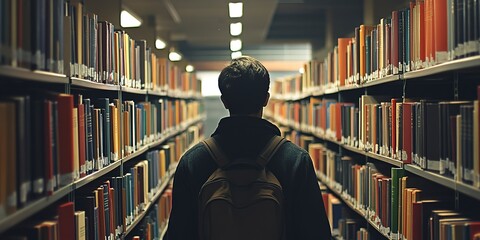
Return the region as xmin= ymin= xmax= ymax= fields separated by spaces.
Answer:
xmin=360 ymin=25 xmax=375 ymax=79
xmin=338 ymin=38 xmax=350 ymax=86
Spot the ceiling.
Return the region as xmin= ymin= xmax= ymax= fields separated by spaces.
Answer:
xmin=121 ymin=0 xmax=365 ymax=70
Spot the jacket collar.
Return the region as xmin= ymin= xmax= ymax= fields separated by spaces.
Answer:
xmin=211 ymin=116 xmax=281 ymax=137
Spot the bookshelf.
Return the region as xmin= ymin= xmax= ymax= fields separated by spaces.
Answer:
xmin=0 ymin=2 xmax=205 ymax=238
xmin=267 ymin=25 xmax=480 ymax=238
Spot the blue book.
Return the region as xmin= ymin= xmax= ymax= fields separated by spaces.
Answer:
xmin=84 ymin=99 xmax=94 ymax=174
xmin=103 ymin=183 xmax=110 ymax=239
xmin=405 ymin=8 xmax=410 ymax=70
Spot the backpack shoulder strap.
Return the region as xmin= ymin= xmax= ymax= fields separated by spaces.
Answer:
xmin=202 ymin=137 xmax=229 ymax=168
xmin=256 ymin=135 xmax=287 ymax=167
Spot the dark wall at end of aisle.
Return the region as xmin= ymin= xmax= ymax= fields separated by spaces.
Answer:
xmin=204 ymin=96 xmax=229 ymax=137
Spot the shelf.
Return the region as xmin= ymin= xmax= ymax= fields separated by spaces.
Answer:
xmin=121 ymin=145 xmax=150 ymax=165
xmin=404 ymin=164 xmax=480 ymax=201
xmin=403 ymin=55 xmax=480 ymax=79
xmin=124 ymin=169 xmax=174 ymax=236
xmin=159 ymin=220 xmax=169 ymax=239
xmin=362 ymin=74 xmax=401 ymax=88
xmin=70 ymin=77 xmax=120 ymax=91
xmin=0 ymin=184 xmax=73 ymax=234
xmin=276 ymin=120 xmax=404 ymax=167
xmin=271 ymin=92 xmax=310 ymax=101
xmin=317 ymin=174 xmax=391 ymax=239
xmin=166 ymin=90 xmax=203 ymax=100
xmin=74 ymin=160 xmax=122 ymax=189
xmin=147 ymin=90 xmax=168 ymax=97
xmin=121 ymin=87 xmax=147 ymax=95
xmin=120 ymin=115 xmax=205 ymax=164
xmin=0 ymin=66 xmax=68 ymax=84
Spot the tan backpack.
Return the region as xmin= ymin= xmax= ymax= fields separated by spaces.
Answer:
xmin=199 ymin=135 xmax=287 ymax=240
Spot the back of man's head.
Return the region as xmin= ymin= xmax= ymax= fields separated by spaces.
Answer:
xmin=218 ymin=56 xmax=270 ymax=115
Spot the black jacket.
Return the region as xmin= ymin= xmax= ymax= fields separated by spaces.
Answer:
xmin=164 ymin=116 xmax=332 ymax=240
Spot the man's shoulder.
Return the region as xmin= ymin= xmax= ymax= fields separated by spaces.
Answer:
xmin=180 ymin=142 xmax=209 ymax=162
xmin=278 ymin=140 xmax=309 ymax=157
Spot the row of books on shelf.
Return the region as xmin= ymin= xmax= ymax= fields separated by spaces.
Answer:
xmin=1 ymin=130 xmax=199 ymax=239
xmin=312 ymin=144 xmax=480 ymax=240
xmin=322 ymin=191 xmax=369 ymax=240
xmin=129 ymin=185 xmax=172 ymax=240
xmin=266 ymin=90 xmax=480 ymax=189
xmin=0 ymin=0 xmax=201 ymax=94
xmin=0 ymin=91 xmax=203 ymax=220
xmin=272 ymin=0 xmax=480 ymax=96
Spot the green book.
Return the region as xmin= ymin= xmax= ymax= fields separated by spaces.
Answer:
xmin=391 ymin=167 xmax=405 ymax=236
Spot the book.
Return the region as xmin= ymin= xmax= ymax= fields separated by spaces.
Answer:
xmin=58 ymin=202 xmax=75 ymax=240
xmin=74 ymin=211 xmax=86 ymax=240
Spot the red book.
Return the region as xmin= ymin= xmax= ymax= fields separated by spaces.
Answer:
xmin=109 ymin=187 xmax=115 ymax=239
xmin=57 ymin=94 xmax=74 ymax=186
xmin=391 ymin=99 xmax=397 ymax=158
xmin=322 ymin=193 xmax=329 ymax=215
xmin=403 ymin=103 xmax=414 ymax=163
xmin=433 ymin=0 xmax=447 ymax=60
xmin=58 ymin=202 xmax=75 ymax=240
xmin=467 ymin=222 xmax=480 ymax=239
xmin=78 ymin=99 xmax=86 ymax=178
xmin=411 ymin=202 xmax=423 ymax=240
xmin=44 ymin=100 xmax=54 ymax=195
xmin=97 ymin=187 xmax=106 ymax=240
xmin=381 ymin=178 xmax=388 ymax=227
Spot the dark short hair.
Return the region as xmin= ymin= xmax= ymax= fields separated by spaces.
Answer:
xmin=218 ymin=56 xmax=270 ymax=114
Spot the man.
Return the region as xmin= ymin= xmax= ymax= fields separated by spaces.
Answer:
xmin=164 ymin=56 xmax=332 ymax=239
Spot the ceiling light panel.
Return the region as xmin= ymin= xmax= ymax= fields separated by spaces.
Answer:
xmin=230 ymin=22 xmax=242 ymax=36
xmin=229 ymin=2 xmax=243 ymax=18
xmin=121 ymin=10 xmax=142 ymax=28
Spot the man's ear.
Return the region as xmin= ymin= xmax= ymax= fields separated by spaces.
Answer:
xmin=220 ymin=95 xmax=230 ymax=109
xmin=262 ymin=92 xmax=270 ymax=107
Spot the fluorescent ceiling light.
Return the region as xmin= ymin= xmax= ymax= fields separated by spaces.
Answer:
xmin=169 ymin=51 xmax=182 ymax=62
xmin=231 ymin=51 xmax=242 ymax=59
xmin=155 ymin=39 xmax=166 ymax=49
xmin=230 ymin=39 xmax=242 ymax=51
xmin=121 ymin=10 xmax=142 ymax=28
xmin=186 ymin=65 xmax=195 ymax=72
xmin=230 ymin=22 xmax=242 ymax=36
xmin=229 ymin=2 xmax=243 ymax=18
